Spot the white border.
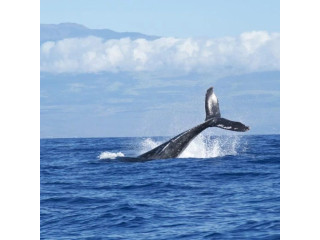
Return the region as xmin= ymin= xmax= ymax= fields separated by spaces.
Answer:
xmin=281 ymin=0 xmax=320 ymax=239
xmin=3 ymin=0 xmax=320 ymax=238
xmin=1 ymin=0 xmax=39 ymax=239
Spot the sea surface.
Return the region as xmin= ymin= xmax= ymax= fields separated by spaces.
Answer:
xmin=41 ymin=134 xmax=280 ymax=239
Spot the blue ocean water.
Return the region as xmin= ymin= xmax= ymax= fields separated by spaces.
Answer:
xmin=41 ymin=134 xmax=280 ymax=239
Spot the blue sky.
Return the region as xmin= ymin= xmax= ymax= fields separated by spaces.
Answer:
xmin=41 ymin=0 xmax=279 ymax=38
xmin=40 ymin=0 xmax=280 ymax=138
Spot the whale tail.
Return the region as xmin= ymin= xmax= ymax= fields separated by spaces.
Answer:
xmin=205 ymin=87 xmax=250 ymax=132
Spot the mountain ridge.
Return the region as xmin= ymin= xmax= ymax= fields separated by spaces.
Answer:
xmin=40 ymin=23 xmax=159 ymax=44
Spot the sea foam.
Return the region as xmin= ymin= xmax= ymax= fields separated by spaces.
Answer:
xmin=98 ymin=151 xmax=124 ymax=159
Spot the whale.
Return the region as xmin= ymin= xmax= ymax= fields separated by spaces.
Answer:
xmin=136 ymin=87 xmax=250 ymax=160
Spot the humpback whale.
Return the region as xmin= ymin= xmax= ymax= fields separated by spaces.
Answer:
xmin=138 ymin=87 xmax=249 ymax=160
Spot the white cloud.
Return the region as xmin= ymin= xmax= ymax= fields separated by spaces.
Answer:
xmin=40 ymin=31 xmax=279 ymax=74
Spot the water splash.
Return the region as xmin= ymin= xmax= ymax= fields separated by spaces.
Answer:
xmin=179 ymin=134 xmax=241 ymax=158
xmin=98 ymin=138 xmax=161 ymax=159
xmin=139 ymin=138 xmax=162 ymax=155
xmin=98 ymin=151 xmax=124 ymax=160
xmin=138 ymin=134 xmax=242 ymax=159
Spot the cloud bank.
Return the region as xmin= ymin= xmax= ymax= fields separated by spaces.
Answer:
xmin=41 ymin=31 xmax=279 ymax=74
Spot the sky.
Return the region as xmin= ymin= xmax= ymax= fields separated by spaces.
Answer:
xmin=40 ymin=0 xmax=280 ymax=138
xmin=40 ymin=0 xmax=280 ymax=38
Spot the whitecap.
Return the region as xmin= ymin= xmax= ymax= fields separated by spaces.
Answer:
xmin=98 ymin=151 xmax=124 ymax=160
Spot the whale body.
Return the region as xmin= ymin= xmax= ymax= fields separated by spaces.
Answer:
xmin=138 ymin=87 xmax=249 ymax=160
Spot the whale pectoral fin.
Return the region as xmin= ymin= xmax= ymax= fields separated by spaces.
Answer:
xmin=214 ymin=118 xmax=250 ymax=132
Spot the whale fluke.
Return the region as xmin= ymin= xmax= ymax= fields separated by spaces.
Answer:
xmin=138 ymin=87 xmax=249 ymax=160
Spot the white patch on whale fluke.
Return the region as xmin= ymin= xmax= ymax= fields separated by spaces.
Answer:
xmin=217 ymin=124 xmax=232 ymax=129
xmin=98 ymin=151 xmax=124 ymax=159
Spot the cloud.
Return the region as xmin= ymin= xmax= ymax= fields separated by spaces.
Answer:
xmin=41 ymin=31 xmax=279 ymax=75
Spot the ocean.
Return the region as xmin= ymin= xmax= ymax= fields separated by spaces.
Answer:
xmin=41 ymin=134 xmax=280 ymax=239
